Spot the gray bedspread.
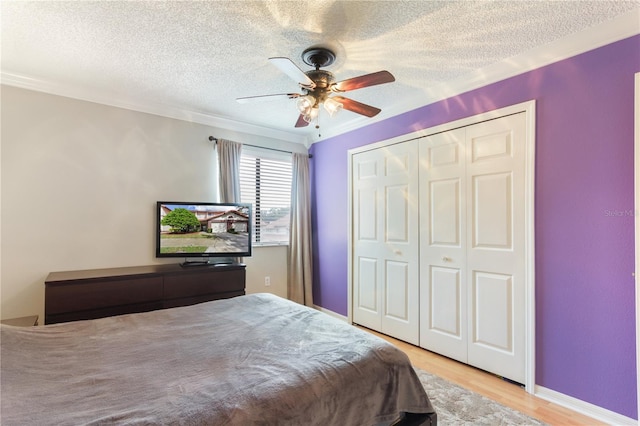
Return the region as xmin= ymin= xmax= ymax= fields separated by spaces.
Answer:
xmin=1 ymin=293 xmax=434 ymax=425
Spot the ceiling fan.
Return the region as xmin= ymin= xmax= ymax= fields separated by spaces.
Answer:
xmin=236 ymin=47 xmax=395 ymax=128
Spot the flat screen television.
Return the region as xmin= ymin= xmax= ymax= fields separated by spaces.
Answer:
xmin=156 ymin=201 xmax=252 ymax=265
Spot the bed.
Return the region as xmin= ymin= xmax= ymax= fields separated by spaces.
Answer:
xmin=1 ymin=293 xmax=436 ymax=425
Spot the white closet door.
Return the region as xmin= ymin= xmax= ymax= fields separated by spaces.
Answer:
xmin=419 ymin=128 xmax=468 ymax=363
xmin=419 ymin=113 xmax=527 ymax=383
xmin=465 ymin=113 xmax=526 ymax=384
xmin=352 ymin=141 xmax=420 ymax=344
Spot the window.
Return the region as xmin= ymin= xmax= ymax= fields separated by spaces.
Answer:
xmin=239 ymin=148 xmax=292 ymax=245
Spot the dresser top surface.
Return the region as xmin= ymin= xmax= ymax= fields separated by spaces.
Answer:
xmin=45 ymin=263 xmax=246 ymax=284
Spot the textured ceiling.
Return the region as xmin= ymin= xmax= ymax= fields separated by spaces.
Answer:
xmin=2 ymin=1 xmax=639 ymax=144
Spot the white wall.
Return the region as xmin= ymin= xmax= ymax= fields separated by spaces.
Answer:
xmin=1 ymin=85 xmax=301 ymax=321
xmin=245 ymin=245 xmax=288 ymax=298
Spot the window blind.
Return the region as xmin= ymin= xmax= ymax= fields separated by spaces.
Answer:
xmin=239 ymin=149 xmax=292 ymax=245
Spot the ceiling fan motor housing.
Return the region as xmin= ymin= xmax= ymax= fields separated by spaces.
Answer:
xmin=302 ymin=47 xmax=336 ymax=69
xmin=305 ymin=69 xmax=335 ymax=105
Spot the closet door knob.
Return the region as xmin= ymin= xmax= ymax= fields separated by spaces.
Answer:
xmin=442 ymin=256 xmax=451 ymax=262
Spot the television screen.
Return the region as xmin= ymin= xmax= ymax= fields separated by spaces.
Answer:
xmin=156 ymin=201 xmax=252 ymax=261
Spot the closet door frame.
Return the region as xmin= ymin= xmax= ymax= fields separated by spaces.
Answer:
xmin=348 ymin=100 xmax=536 ymax=392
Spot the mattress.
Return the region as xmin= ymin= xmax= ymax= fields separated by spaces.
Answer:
xmin=1 ymin=293 xmax=435 ymax=425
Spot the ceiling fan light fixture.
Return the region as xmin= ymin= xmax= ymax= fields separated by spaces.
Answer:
xmin=296 ymin=95 xmax=316 ymax=114
xmin=323 ymin=97 xmax=343 ymax=117
xmin=302 ymin=106 xmax=319 ymax=123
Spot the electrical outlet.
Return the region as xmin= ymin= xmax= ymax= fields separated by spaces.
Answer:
xmin=264 ymin=276 xmax=271 ymax=286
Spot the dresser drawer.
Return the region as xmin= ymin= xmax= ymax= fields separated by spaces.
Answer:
xmin=163 ymin=269 xmax=245 ymax=299
xmin=163 ymin=291 xmax=245 ymax=310
xmin=45 ymin=277 xmax=163 ymax=315
xmin=46 ymin=301 xmax=164 ymax=324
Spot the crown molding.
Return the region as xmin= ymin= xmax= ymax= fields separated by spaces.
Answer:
xmin=316 ymin=8 xmax=640 ymax=142
xmin=0 ymin=72 xmax=308 ymax=145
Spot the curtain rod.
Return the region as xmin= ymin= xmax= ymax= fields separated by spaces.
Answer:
xmin=209 ymin=136 xmax=312 ymax=158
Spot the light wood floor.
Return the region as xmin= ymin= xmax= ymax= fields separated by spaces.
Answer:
xmin=359 ymin=326 xmax=604 ymax=426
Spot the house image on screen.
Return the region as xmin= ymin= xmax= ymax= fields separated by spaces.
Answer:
xmin=205 ymin=210 xmax=249 ymax=233
xmin=159 ymin=205 xmax=249 ymax=234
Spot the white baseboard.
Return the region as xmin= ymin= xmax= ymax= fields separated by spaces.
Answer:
xmin=313 ymin=305 xmax=348 ymax=322
xmin=535 ymin=385 xmax=637 ymax=425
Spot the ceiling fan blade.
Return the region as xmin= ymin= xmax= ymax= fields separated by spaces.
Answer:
xmin=332 ymin=96 xmax=381 ymax=117
xmin=331 ymin=70 xmax=395 ymax=92
xmin=236 ymin=93 xmax=300 ymax=103
xmin=294 ymin=114 xmax=310 ymax=128
xmin=269 ymin=57 xmax=316 ymax=89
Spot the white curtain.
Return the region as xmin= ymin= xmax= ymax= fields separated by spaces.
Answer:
xmin=217 ymin=139 xmax=242 ymax=203
xmin=217 ymin=139 xmax=243 ymax=264
xmin=288 ymin=153 xmax=313 ymax=306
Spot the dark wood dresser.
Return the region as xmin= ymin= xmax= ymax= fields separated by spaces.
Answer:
xmin=45 ymin=263 xmax=246 ymax=324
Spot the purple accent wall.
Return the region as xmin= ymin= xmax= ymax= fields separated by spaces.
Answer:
xmin=309 ymin=35 xmax=640 ymax=419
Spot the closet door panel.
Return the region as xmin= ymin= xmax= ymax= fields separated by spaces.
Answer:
xmin=356 ymin=257 xmax=379 ymax=312
xmin=421 ymin=264 xmax=466 ymax=362
xmin=386 ymin=184 xmax=410 ymax=242
xmin=380 ymin=142 xmax=419 ymax=344
xmin=466 ymin=113 xmax=526 ymax=384
xmin=352 ymin=142 xmax=419 ymax=344
xmin=472 ymin=172 xmax=512 ymax=249
xmin=357 ymin=188 xmax=378 ymax=241
xmin=419 ymin=128 xmax=468 ymax=362
xmin=430 ymin=266 xmax=462 ymax=336
xmin=472 ymin=271 xmax=513 ymax=351
xmin=430 ymin=179 xmax=461 ymax=246
xmin=353 ymin=151 xmax=384 ymax=330
xmin=385 ymin=260 xmax=410 ymax=321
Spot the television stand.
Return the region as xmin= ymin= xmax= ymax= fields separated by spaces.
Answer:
xmin=180 ymin=258 xmax=243 ymax=268
xmin=44 ymin=263 xmax=246 ymax=324
xmin=180 ymin=260 xmax=211 ymax=267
